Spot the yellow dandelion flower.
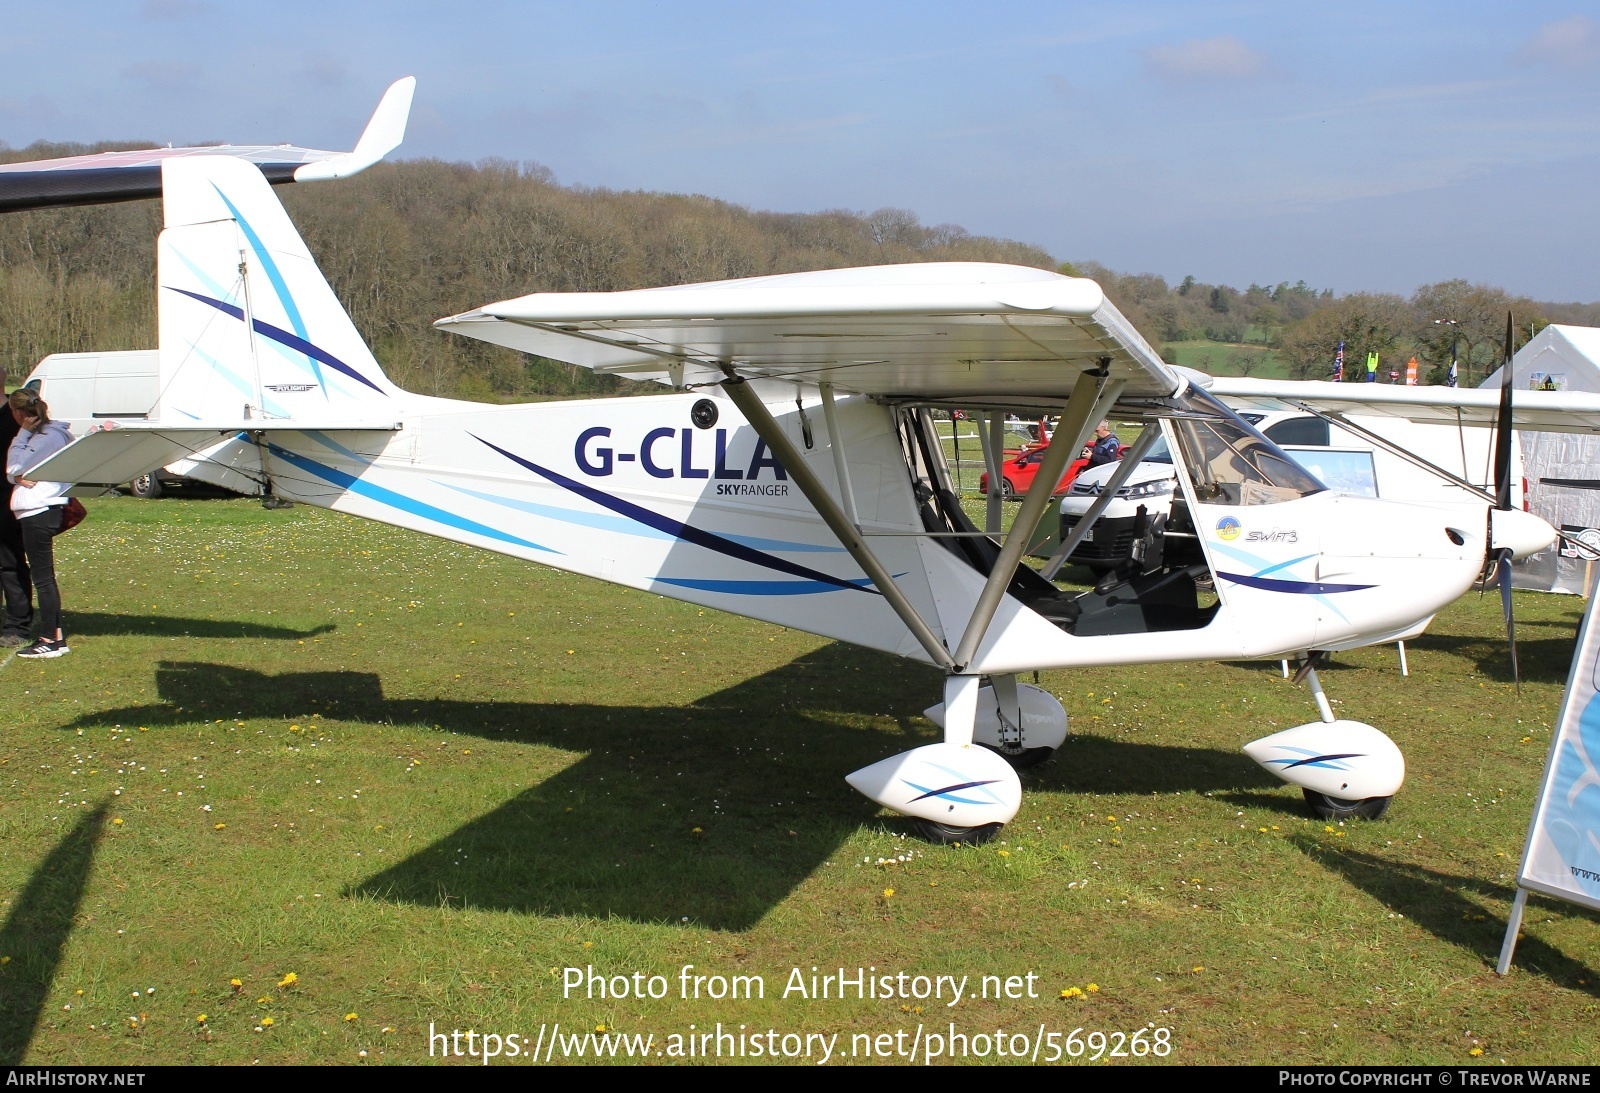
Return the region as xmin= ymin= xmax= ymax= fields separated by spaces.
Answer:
xmin=345 ymin=1012 xmax=358 ymax=1022
xmin=998 ymin=849 xmax=1011 ymax=857
xmin=214 ymin=823 xmax=226 ymax=830
xmin=691 ymin=826 xmax=703 ymax=835
xmin=882 ymin=888 xmax=895 ymax=899
xmin=582 ymin=941 xmax=593 ymax=949
xmin=230 ymin=979 xmax=242 ymax=990
xmin=1 ymin=956 xmax=10 ymax=965
xmin=257 ymin=996 xmax=272 ymax=1004
xmin=278 ymin=972 xmax=298 ymax=988
xmin=1192 ymin=965 xmax=1205 ymax=973
xmin=1324 ymin=826 xmax=1336 ymax=833
xmin=112 ymin=818 xmax=123 ymax=826
xmin=1469 ymin=1048 xmax=1484 ymax=1057
xmin=1060 ymin=986 xmax=1084 ymax=999
xmin=1086 ymin=983 xmax=1099 ymax=993
xmin=596 ymin=1024 xmax=606 ymax=1033
xmin=196 ymin=1014 xmax=208 ymax=1024
xmin=1258 ymin=827 xmax=1269 ymax=833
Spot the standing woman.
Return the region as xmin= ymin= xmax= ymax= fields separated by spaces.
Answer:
xmin=7 ymin=388 xmax=74 ymax=658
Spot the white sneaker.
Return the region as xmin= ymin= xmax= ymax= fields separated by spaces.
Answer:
xmin=17 ymin=638 xmax=68 ymax=659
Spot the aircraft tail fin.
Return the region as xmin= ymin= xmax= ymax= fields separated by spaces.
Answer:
xmin=156 ymin=155 xmax=399 ymax=423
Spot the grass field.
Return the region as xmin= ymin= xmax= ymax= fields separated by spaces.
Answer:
xmin=1 ymin=496 xmax=1596 ymax=1066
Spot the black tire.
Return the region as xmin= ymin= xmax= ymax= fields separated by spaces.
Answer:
xmin=978 ymin=743 xmax=1055 ymax=770
xmin=1000 ymin=477 xmax=1018 ymax=502
xmin=129 ymin=473 xmax=163 ymax=500
xmin=913 ymin=819 xmax=1004 ymax=846
xmin=1302 ymin=788 xmax=1392 ymax=821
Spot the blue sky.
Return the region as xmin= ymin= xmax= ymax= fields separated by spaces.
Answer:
xmin=4 ymin=2 xmax=1599 ymax=301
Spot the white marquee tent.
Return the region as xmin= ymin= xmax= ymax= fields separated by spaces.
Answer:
xmin=1483 ymin=324 xmax=1600 ymax=594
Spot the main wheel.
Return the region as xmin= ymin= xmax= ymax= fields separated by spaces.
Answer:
xmin=1000 ymin=477 xmax=1018 ymax=501
xmin=1303 ymin=788 xmax=1392 ymax=820
xmin=913 ymin=819 xmax=1004 ymax=846
xmin=979 ymin=743 xmax=1055 ymax=770
xmin=129 ymin=473 xmax=163 ymax=499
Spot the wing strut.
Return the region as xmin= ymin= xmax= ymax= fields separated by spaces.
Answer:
xmin=949 ymin=369 xmax=1124 ymax=671
xmin=977 ymin=411 xmax=1006 ymax=534
xmin=719 ymin=374 xmax=957 ymax=669
xmin=818 ymin=383 xmax=861 ymax=526
xmin=1040 ymin=421 xmax=1162 ymax=581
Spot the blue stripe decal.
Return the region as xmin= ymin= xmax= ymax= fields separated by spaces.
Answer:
xmin=1269 ymin=752 xmax=1364 ymax=771
xmin=210 ymin=184 xmax=325 ymax=395
xmin=166 ymin=287 xmax=386 ymax=395
xmin=1217 ymin=571 xmax=1375 ymax=595
xmin=470 ymin=434 xmax=879 ymax=595
xmin=266 ymin=443 xmax=557 ymax=554
xmin=656 ymin=577 xmax=873 ymax=596
xmin=902 ymin=778 xmax=1004 ymax=805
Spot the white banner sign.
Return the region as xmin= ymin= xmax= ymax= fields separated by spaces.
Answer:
xmin=1517 ymin=584 xmax=1600 ymax=911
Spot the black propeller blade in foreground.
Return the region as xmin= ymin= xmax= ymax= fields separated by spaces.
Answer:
xmin=1493 ymin=311 xmax=1520 ymax=691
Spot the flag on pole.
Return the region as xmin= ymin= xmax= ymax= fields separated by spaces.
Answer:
xmin=1447 ymin=349 xmax=1458 ymax=388
xmin=1332 ymin=339 xmax=1345 ymax=381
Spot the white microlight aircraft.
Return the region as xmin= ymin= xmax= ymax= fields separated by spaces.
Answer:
xmin=22 ymin=147 xmax=1598 ymax=844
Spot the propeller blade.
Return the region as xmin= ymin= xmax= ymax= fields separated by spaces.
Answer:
xmin=1497 ymin=546 xmax=1520 ymax=692
xmin=1493 ymin=311 xmax=1515 ymax=511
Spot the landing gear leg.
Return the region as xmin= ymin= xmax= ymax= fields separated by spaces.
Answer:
xmin=846 ymin=675 xmax=1021 ymax=847
xmin=1242 ymin=652 xmax=1405 ymax=821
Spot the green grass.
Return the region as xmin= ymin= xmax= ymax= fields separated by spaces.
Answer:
xmin=1162 ymin=340 xmax=1289 ymax=379
xmin=1 ymin=497 xmax=1596 ymax=1065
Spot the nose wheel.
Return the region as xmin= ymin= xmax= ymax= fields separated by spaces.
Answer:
xmin=1303 ymin=789 xmax=1392 ymax=821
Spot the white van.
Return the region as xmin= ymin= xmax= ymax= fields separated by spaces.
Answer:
xmin=22 ymin=351 xmax=258 ymax=498
xmin=1058 ymin=406 xmax=1521 ymax=574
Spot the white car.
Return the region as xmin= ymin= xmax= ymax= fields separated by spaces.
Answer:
xmin=1058 ymin=407 xmax=1520 ymax=575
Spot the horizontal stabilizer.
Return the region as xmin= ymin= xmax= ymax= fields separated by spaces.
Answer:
xmin=26 ymin=422 xmax=400 ymax=486
xmin=1206 ymin=376 xmax=1600 ymax=434
xmin=0 ymin=77 xmax=415 ymax=213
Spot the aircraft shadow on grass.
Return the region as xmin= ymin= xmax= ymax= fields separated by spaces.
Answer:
xmin=73 ymin=647 xmax=1277 ymax=931
xmin=1293 ymin=837 xmax=1599 ymax=994
xmin=68 ymin=611 xmax=336 ymax=641
xmin=0 ymin=804 xmax=108 ymax=1065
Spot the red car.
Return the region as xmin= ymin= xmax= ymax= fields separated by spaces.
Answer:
xmin=979 ymin=443 xmax=1093 ymax=500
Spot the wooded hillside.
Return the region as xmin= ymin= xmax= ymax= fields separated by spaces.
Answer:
xmin=1 ymin=143 xmax=1591 ymax=397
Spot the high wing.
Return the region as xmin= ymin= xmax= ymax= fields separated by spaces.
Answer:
xmin=1204 ymin=376 xmax=1600 ymax=434
xmin=434 ymin=262 xmax=1179 ymax=402
xmin=0 ymin=76 xmax=415 ymax=213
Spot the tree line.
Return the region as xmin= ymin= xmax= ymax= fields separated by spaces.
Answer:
xmin=2 ymin=141 xmax=1595 ymax=396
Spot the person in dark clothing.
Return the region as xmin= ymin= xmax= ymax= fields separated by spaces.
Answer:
xmin=7 ymin=387 xmax=73 ymax=658
xmin=1083 ymin=420 xmax=1122 ymax=469
xmin=0 ymin=369 xmax=33 ymax=646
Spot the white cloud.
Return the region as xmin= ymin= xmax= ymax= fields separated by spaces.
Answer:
xmin=1142 ymin=35 xmax=1265 ymax=81
xmin=1515 ymin=15 xmax=1600 ymax=69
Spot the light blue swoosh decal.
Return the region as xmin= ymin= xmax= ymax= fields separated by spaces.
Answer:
xmin=266 ymin=444 xmax=557 ymax=554
xmin=655 ymin=577 xmax=874 ymax=596
xmin=437 ymin=481 xmax=675 ymax=541
xmin=436 ymin=479 xmax=846 ymax=554
xmin=901 ymin=778 xmax=1004 ymax=806
xmin=211 ymin=184 xmax=325 ymax=395
xmin=472 ymin=434 xmax=877 ymax=594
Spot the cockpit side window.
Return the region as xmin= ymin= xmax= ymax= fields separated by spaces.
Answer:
xmin=1170 ymin=387 xmax=1326 ymax=506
